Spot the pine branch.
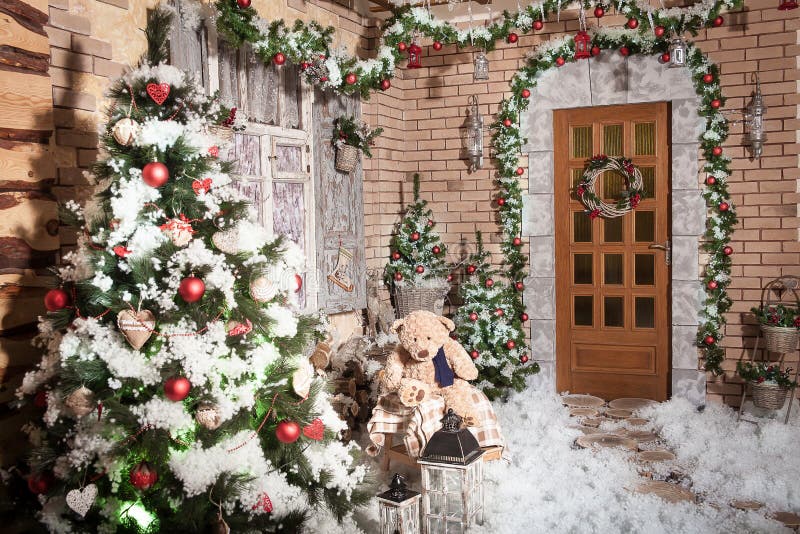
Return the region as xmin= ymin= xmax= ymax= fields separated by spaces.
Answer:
xmin=144 ymin=7 xmax=173 ymax=66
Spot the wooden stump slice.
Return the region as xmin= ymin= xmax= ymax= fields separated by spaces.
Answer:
xmin=606 ymin=408 xmax=633 ymax=419
xmin=627 ymin=431 xmax=660 ymax=443
xmin=626 ymin=417 xmax=649 ymax=426
xmin=608 ymin=398 xmax=658 ymax=411
xmin=575 ymin=434 xmax=638 ymax=451
xmin=772 ymin=512 xmax=800 ymax=528
xmin=582 ymin=417 xmax=607 ymax=428
xmin=730 ymin=500 xmax=763 ymax=511
xmin=570 ymin=407 xmax=600 ymax=417
xmin=562 ymin=394 xmax=605 ymax=408
xmin=637 ymin=450 xmax=676 ymax=463
xmin=573 ymin=425 xmax=604 ymax=435
xmin=635 ymin=481 xmax=695 ymax=504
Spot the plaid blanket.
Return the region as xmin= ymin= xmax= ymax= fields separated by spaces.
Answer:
xmin=366 ymin=389 xmax=504 ymax=458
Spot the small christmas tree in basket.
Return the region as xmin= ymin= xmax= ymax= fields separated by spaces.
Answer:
xmin=384 ymin=174 xmax=451 ymax=317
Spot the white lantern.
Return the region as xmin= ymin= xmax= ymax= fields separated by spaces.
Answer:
xmin=668 ymin=37 xmax=687 ymax=68
xmin=473 ymin=51 xmax=489 ymax=81
xmin=744 ymin=73 xmax=766 ymax=159
xmin=377 ymin=473 xmax=421 ymax=534
xmin=418 ymin=410 xmax=484 ymax=533
xmin=465 ymin=95 xmax=484 ymax=173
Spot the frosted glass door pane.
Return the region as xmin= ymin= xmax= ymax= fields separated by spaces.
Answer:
xmin=231 ymin=180 xmax=263 ymax=224
xmin=573 ymin=212 xmax=592 ymax=242
xmin=574 ymin=296 xmax=593 ymax=326
xmin=272 ymin=182 xmax=306 ymax=254
xmin=574 ymin=254 xmax=593 ymax=285
xmin=233 ymin=134 xmax=260 ymax=176
xmin=572 ymin=126 xmax=593 ymax=158
xmin=603 ymin=124 xmax=623 ymax=156
xmin=604 ymin=296 xmax=624 ymax=327
xmin=635 ymin=122 xmax=656 ymax=155
xmin=276 ymin=144 xmax=303 ymax=174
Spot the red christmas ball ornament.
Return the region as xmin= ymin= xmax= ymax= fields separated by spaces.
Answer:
xmin=660 ymin=52 xmax=671 ymax=63
xmin=415 ymin=265 xmax=425 ymax=274
xmin=164 ymin=376 xmax=191 ymax=402
xmin=300 ymin=61 xmax=310 ymax=70
xmin=293 ymin=274 xmax=303 ymax=293
xmin=236 ymin=0 xmax=251 ymax=7
xmin=506 ymin=340 xmax=516 ymax=349
xmin=710 ymin=99 xmax=721 ymax=109
xmin=516 ymin=167 xmax=525 ymax=176
xmin=467 ymin=264 xmax=477 ymax=274
xmin=627 ymin=18 xmax=639 ymax=29
xmin=391 ymin=251 xmax=401 ymax=260
xmin=34 ymin=390 xmax=48 ymax=408
xmin=273 ymin=52 xmax=286 ymax=66
xmin=654 ymin=25 xmax=666 ymax=37
xmin=432 ymin=41 xmax=443 ymax=51
xmin=178 ymin=276 xmax=205 ymax=303
xmin=44 ymin=288 xmax=70 ymax=312
xmin=410 ymin=232 xmax=420 ymax=241
xmin=142 ymin=162 xmax=169 ymax=188
xmin=345 ymin=73 xmax=357 ymax=85
xmin=719 ymin=202 xmax=730 ymax=212
xmin=485 ymin=278 xmax=494 ymax=288
xmin=555 ymin=56 xmax=565 ymax=67
xmin=129 ymin=461 xmax=158 ymax=490
xmin=712 ymin=146 xmax=723 ymax=157
xmin=469 ymin=312 xmax=479 ymax=322
xmin=470 ymin=350 xmax=480 ymax=360
xmin=275 ymin=420 xmax=301 ymax=444
xmin=397 ymin=42 xmax=407 ymax=52
xmin=703 ymin=73 xmax=714 ymax=84
xmin=620 ymin=46 xmax=630 ymax=57
xmin=512 ymin=237 xmax=522 ymax=247
xmin=533 ymin=20 xmax=544 ymax=30
xmin=515 ymin=281 xmax=525 ymax=291
xmin=394 ymin=272 xmax=403 ymax=281
xmin=495 ymin=308 xmax=504 ymax=316
xmin=594 ymin=6 xmax=605 ymax=17
xmin=503 ymin=118 xmax=513 ymax=127
xmin=520 ymin=354 xmax=530 ymax=364
xmin=591 ymin=46 xmax=601 ymax=57
xmin=432 ymin=245 xmax=441 ymax=254
xmin=380 ymin=79 xmax=391 ymax=91
xmin=712 ymin=16 xmax=724 ymax=27
xmin=521 ymin=88 xmax=531 ymax=99
xmin=427 ymin=219 xmax=434 ymax=227
xmin=507 ymin=33 xmax=519 ymax=44
xmin=706 ymin=176 xmax=717 ymax=185
xmin=27 ymin=473 xmax=53 ymax=495
xmin=723 ymin=246 xmax=733 ymax=256
xmin=521 ymin=312 xmax=529 ymax=322
xmin=496 ymin=197 xmax=506 ymax=206
xmin=707 ymin=280 xmax=719 ymax=290
xmin=703 ymin=335 xmax=715 ymax=345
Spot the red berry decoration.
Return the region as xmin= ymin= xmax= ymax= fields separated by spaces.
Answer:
xmin=415 ymin=265 xmax=425 ymax=274
xmin=300 ymin=61 xmax=310 ymax=70
xmin=520 ymin=354 xmax=530 ymax=364
xmin=391 ymin=251 xmax=401 ymax=260
xmin=591 ymin=46 xmax=601 ymax=57
xmin=533 ymin=20 xmax=544 ymax=30
xmin=620 ymin=46 xmax=630 ymax=57
xmin=130 ymin=461 xmax=158 ymax=490
xmin=555 ymin=56 xmax=565 ymax=67
xmin=704 ymin=335 xmax=715 ymax=345
xmin=44 ymin=288 xmax=70 ymax=312
xmin=34 ymin=390 xmax=48 ymax=408
xmin=723 ymin=246 xmax=733 ymax=256
xmin=719 ymin=202 xmax=730 ymax=212
xmin=503 ymin=118 xmax=513 ymax=127
xmin=236 ymin=0 xmax=251 ymax=7
xmin=447 ymin=274 xmax=454 ymax=282
xmin=27 ymin=473 xmax=53 ymax=495
xmin=712 ymin=16 xmax=724 ymax=27
xmin=470 ymin=350 xmax=480 ymax=360
xmin=661 ymin=52 xmax=671 ymax=63
xmin=276 ymin=420 xmax=301 ymax=444
xmin=515 ymin=281 xmax=525 ymax=291
xmin=506 ymin=340 xmax=516 ymax=349
xmin=703 ymin=73 xmax=714 ymax=84
xmin=706 ymin=176 xmax=716 ymax=185
xmin=397 ymin=42 xmax=407 ymax=52
xmin=710 ymin=99 xmax=721 ymax=109
xmin=507 ymin=33 xmax=519 ymax=44
xmin=380 ymin=79 xmax=391 ymax=91
xmin=497 ymin=197 xmax=506 ymax=206
xmin=345 ymin=73 xmax=357 ymax=85
xmin=521 ymin=312 xmax=529 ymax=322
xmin=142 ymin=162 xmax=169 ymax=187
xmin=427 ymin=219 xmax=434 ymax=227
xmin=432 ymin=246 xmax=441 ymax=254
xmin=627 ymin=18 xmax=639 ymax=29
xmin=712 ymin=146 xmax=723 ymax=157
xmin=164 ymin=376 xmax=191 ymax=401
xmin=594 ymin=6 xmax=605 ymax=17
xmin=485 ymin=278 xmax=494 ymax=288
xmin=273 ymin=52 xmax=286 ymax=66
xmin=467 ymin=264 xmax=477 ymax=274
xmin=495 ymin=308 xmax=504 ymax=316
xmin=707 ymin=280 xmax=719 ymax=290
xmin=512 ymin=237 xmax=522 ymax=247
xmin=433 ymin=41 xmax=443 ymax=51
xmin=179 ymin=276 xmax=205 ymax=303
xmin=654 ymin=25 xmax=665 ymax=37
xmin=521 ymin=88 xmax=531 ymax=99
xmin=410 ymin=232 xmax=420 ymax=241
xmin=469 ymin=312 xmax=479 ymax=321
xmin=394 ymin=272 xmax=403 ymax=281
xmin=516 ymin=167 xmax=525 ymax=176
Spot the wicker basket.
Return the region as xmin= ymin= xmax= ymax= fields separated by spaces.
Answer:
xmin=392 ymin=285 xmax=448 ymax=318
xmin=761 ymin=324 xmax=799 ymax=354
xmin=208 ymin=125 xmax=234 ymax=143
xmin=751 ymin=381 xmax=789 ymax=410
xmin=335 ymin=144 xmax=359 ymax=173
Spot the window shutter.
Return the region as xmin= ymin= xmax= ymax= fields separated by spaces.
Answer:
xmin=168 ymin=2 xmax=208 ymax=92
xmin=312 ymin=88 xmax=366 ymax=313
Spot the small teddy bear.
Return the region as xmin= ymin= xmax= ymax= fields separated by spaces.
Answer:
xmin=381 ymin=310 xmax=481 ymax=426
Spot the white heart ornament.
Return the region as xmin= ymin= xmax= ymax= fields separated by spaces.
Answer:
xmin=117 ymin=309 xmax=156 ymax=350
xmin=292 ymin=360 xmax=314 ymax=398
xmin=66 ymin=483 xmax=98 ymax=518
xmin=212 ymin=227 xmax=240 ymax=255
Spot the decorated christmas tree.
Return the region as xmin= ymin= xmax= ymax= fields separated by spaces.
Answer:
xmin=5 ymin=8 xmax=369 ymax=533
xmin=454 ymin=232 xmax=539 ymax=400
xmin=384 ymin=174 xmax=450 ymax=289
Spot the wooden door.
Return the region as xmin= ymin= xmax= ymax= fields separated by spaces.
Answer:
xmin=554 ymin=103 xmax=670 ymax=401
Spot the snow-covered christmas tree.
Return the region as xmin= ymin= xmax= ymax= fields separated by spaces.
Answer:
xmin=454 ymin=232 xmax=539 ymax=400
xmin=8 ymin=8 xmax=369 ymax=533
xmin=384 ymin=174 xmax=450 ymax=288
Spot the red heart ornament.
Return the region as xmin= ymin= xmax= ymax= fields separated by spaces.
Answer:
xmin=146 ymin=83 xmax=170 ymax=105
xmin=192 ymin=178 xmax=212 ymax=195
xmin=113 ymin=245 xmax=132 ymax=258
xmin=302 ymin=418 xmax=324 ymax=441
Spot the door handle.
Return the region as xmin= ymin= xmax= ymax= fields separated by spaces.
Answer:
xmin=648 ymin=240 xmax=671 ymax=266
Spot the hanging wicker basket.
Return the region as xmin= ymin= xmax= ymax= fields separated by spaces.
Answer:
xmin=335 ymin=144 xmax=359 ymax=173
xmin=750 ymin=381 xmax=789 ymax=410
xmin=392 ymin=285 xmax=449 ymax=318
xmin=761 ymin=324 xmax=799 ymax=354
xmin=208 ymin=125 xmax=234 ymax=143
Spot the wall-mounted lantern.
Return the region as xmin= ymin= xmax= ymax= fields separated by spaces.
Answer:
xmin=744 ymin=73 xmax=767 ymax=159
xmin=465 ymin=95 xmax=484 ymax=172
xmin=668 ymin=37 xmax=687 ymax=68
xmin=473 ymin=50 xmax=489 ymax=81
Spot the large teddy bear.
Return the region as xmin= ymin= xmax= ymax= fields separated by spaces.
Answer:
xmin=381 ymin=310 xmax=481 ymax=426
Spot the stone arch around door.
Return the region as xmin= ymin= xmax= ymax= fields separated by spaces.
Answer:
xmin=519 ymin=53 xmax=707 ymax=405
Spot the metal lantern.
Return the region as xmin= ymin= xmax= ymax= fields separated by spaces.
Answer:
xmin=465 ymin=95 xmax=484 ymax=173
xmin=473 ymin=50 xmax=489 ymax=81
xmin=668 ymin=37 xmax=687 ymax=68
xmin=744 ymin=73 xmax=767 ymax=159
xmin=378 ymin=473 xmax=421 ymax=534
xmin=408 ymin=39 xmax=422 ymax=69
xmin=418 ymin=409 xmax=485 ymax=533
xmin=574 ymin=30 xmax=592 ymax=59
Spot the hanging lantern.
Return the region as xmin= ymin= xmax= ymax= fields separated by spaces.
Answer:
xmin=407 ymin=34 xmax=422 ymax=69
xmin=778 ymin=0 xmax=798 ymax=9
xmin=473 ymin=50 xmax=489 ymax=81
xmin=668 ymin=37 xmax=687 ymax=68
xmin=744 ymin=72 xmax=767 ymax=159
xmin=418 ymin=409 xmax=485 ymax=533
xmin=377 ymin=473 xmax=421 ymax=534
xmin=574 ymin=31 xmax=592 ymax=59
xmin=465 ymin=95 xmax=484 ymax=173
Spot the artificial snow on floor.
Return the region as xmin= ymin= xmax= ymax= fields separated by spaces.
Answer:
xmin=347 ymin=384 xmax=800 ymax=534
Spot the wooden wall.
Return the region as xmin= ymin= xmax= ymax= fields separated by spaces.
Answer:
xmin=0 ymin=0 xmax=55 ymax=466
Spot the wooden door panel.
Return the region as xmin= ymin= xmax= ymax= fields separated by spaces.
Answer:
xmin=555 ymin=103 xmax=670 ymax=401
